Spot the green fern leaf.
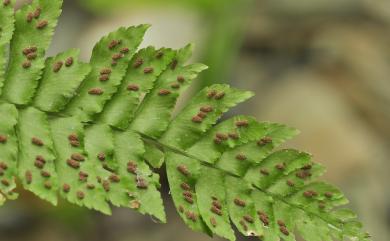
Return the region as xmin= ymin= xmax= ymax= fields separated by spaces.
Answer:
xmin=0 ymin=102 xmax=18 ymax=201
xmin=0 ymin=1 xmax=372 ymax=240
xmin=17 ymin=107 xmax=58 ymax=205
xmin=130 ymin=44 xmax=208 ymax=138
xmin=0 ymin=0 xmax=15 ymax=93
xmin=64 ymin=25 xmax=149 ymax=121
xmin=99 ymin=46 xmax=175 ymax=129
xmin=33 ymin=49 xmax=91 ymax=112
xmin=2 ymin=0 xmax=63 ymax=104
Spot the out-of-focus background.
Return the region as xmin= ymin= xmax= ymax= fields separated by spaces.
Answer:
xmin=1 ymin=0 xmax=389 ymax=240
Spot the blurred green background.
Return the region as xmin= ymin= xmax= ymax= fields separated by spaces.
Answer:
xmin=1 ymin=0 xmax=389 ymax=240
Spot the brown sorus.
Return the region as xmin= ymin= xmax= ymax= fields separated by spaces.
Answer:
xmin=275 ymin=163 xmax=285 ymax=170
xmin=235 ymin=120 xmax=249 ymax=127
xmin=65 ymin=57 xmax=73 ymax=67
xmin=136 ymin=177 xmax=148 ymax=189
xmin=127 ymin=84 xmax=139 ymax=91
xmin=259 ymin=215 xmax=269 ymax=226
xmin=103 ymin=180 xmax=110 ymax=192
xmin=236 ymin=153 xmax=247 ymax=161
xmin=191 ymin=115 xmax=203 ymax=123
xmin=177 ymin=164 xmax=190 ymax=176
xmin=197 ymin=112 xmax=206 ymax=118
xmin=303 ymin=190 xmax=317 ymax=198
xmin=286 ymin=180 xmax=295 ymax=187
xmin=120 ymin=47 xmax=129 ymax=54
xmin=178 ymin=205 xmax=184 ymax=213
xmin=177 ymin=75 xmax=185 ymax=83
xmin=257 ymin=136 xmax=272 ymax=146
xmin=215 ymin=133 xmax=228 ymax=140
xmin=214 ymin=92 xmax=225 ymax=100
xmin=22 ymin=46 xmax=37 ymax=55
xmin=97 ymin=152 xmax=105 ymax=161
xmin=207 ymin=90 xmax=217 ymax=98
xmin=22 ymin=61 xmax=31 ymax=69
xmin=182 ymin=191 xmax=192 ymax=198
xmin=26 ymin=52 xmax=37 ymax=60
xmin=184 ymin=195 xmax=194 ymax=204
xmin=127 ymin=161 xmax=137 ymax=174
xmin=3 ymin=0 xmax=10 ymax=6
xmin=0 ymin=162 xmax=7 ymax=170
xmin=53 ymin=61 xmax=63 ymax=72
xmin=41 ymin=170 xmax=51 ymax=178
xmin=133 ymin=58 xmax=143 ymax=68
xmin=296 ymin=170 xmax=311 ymax=179
xmin=210 ymin=206 xmax=222 ymax=216
xmin=26 ymin=12 xmax=33 ymax=22
xmin=228 ymin=132 xmax=239 ymax=139
xmin=170 ymin=82 xmax=180 ymax=89
xmin=200 ymin=106 xmax=213 ymax=113
xmin=130 ymin=200 xmax=141 ymax=209
xmin=99 ymin=74 xmax=109 ymax=81
xmin=212 ymin=200 xmax=222 ymax=210
xmin=67 ymin=159 xmax=80 ymax=169
xmin=302 ymin=164 xmax=312 ymax=170
xmin=280 ymin=226 xmax=289 ymax=236
xmin=68 ymin=133 xmax=78 ymax=142
xmin=243 ymin=215 xmax=254 ymax=223
xmin=34 ymin=160 xmax=45 ymax=169
xmin=112 ymin=53 xmax=123 ymax=60
xmin=108 ymin=40 xmax=120 ymax=49
xmin=158 ymin=89 xmax=171 ymax=96
xmin=71 ymin=153 xmax=85 ymax=162
xmin=214 ymin=137 xmax=222 ymax=145
xmin=109 ymin=174 xmax=120 ymax=183
xmin=36 ymin=155 xmax=46 ymax=163
xmin=324 ymin=192 xmax=333 ymax=198
xmin=210 ymin=217 xmax=217 ymax=227
xmin=234 ymin=198 xmax=246 ymax=207
xmin=76 ymin=191 xmax=85 ymax=200
xmin=69 ymin=140 xmax=80 ymax=147
xmin=170 ymin=59 xmax=178 ymax=70
xmin=63 ymin=183 xmax=71 ymax=192
xmin=1 ymin=179 xmax=9 ymax=186
xmin=25 ymin=171 xmax=32 ymax=184
xmin=36 ymin=20 xmax=48 ymax=29
xmin=44 ymin=181 xmax=52 ymax=189
xmin=260 ymin=168 xmax=269 ymax=176
xmin=31 ymin=137 xmax=44 ymax=146
xmin=155 ymin=51 xmax=164 ymax=59
xmin=143 ymin=67 xmax=153 ymax=74
xmin=88 ymin=88 xmax=104 ymax=95
xmin=86 ymin=183 xmax=95 ymax=189
xmin=79 ymin=171 xmax=88 ymax=181
xmin=33 ymin=7 xmax=41 ymax=18
xmin=185 ymin=211 xmax=197 ymax=222
xmin=239 ymin=220 xmax=248 ymax=231
xmin=180 ymin=182 xmax=191 ymax=191
xmin=277 ymin=220 xmax=286 ymax=227
xmin=100 ymin=68 xmax=112 ymax=75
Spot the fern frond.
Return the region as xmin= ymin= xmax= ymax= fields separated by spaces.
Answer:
xmin=0 ymin=1 xmax=371 ymax=241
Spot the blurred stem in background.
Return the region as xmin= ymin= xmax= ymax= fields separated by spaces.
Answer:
xmin=77 ymin=0 xmax=254 ymax=90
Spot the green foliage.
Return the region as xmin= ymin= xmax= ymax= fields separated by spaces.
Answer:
xmin=0 ymin=1 xmax=371 ymax=241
